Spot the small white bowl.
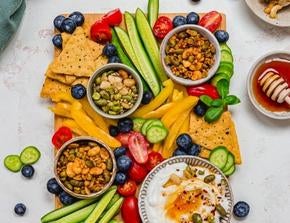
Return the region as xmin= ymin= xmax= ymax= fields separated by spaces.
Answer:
xmin=247 ymin=50 xmax=290 ymax=120
xmin=160 ymin=25 xmax=221 ymax=86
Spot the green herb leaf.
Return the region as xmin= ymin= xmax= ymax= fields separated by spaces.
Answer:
xmin=200 ymin=95 xmax=213 ymax=107
xmin=224 ymin=95 xmax=241 ymax=105
xmin=211 ymin=99 xmax=224 ymax=107
xmin=217 ymin=79 xmax=229 ymax=99
xmin=204 ymin=106 xmax=224 ymax=123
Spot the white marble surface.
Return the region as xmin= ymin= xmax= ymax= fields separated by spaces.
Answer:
xmin=0 ymin=0 xmax=290 ymax=222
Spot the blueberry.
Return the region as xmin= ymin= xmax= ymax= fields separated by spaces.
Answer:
xmin=187 ymin=144 xmax=201 ymax=156
xmin=117 ymin=155 xmax=132 ymax=172
xmin=173 ymin=149 xmax=187 ymax=156
xmin=141 ymin=91 xmax=153 ymax=105
xmin=21 ymin=165 xmax=34 ymax=178
xmin=114 ymin=147 xmax=127 ymax=158
xmin=173 ymin=16 xmax=187 ymax=27
xmin=233 ymin=201 xmax=250 ymax=218
xmin=103 ymin=44 xmax=117 ymax=57
xmin=108 ymin=55 xmax=121 ymax=63
xmin=69 ymin=11 xmax=85 ymax=26
xmin=193 ymin=101 xmax=207 ymax=117
xmin=109 ymin=125 xmax=119 ymax=137
xmin=47 ymin=178 xmax=63 ymax=195
xmin=71 ymin=84 xmax=86 ymax=99
xmin=176 ymin=133 xmax=193 ymax=151
xmin=53 ymin=15 xmax=65 ymax=31
xmin=186 ymin=12 xmax=200 ymax=24
xmin=214 ymin=30 xmax=229 ymax=43
xmin=52 ymin=34 xmax=62 ymax=49
xmin=115 ymin=172 xmax=127 ymax=185
xmin=59 ymin=191 xmax=76 ymax=205
xmin=118 ymin=118 xmax=133 ymax=133
xmin=61 ymin=18 xmax=77 ymax=34
xmin=14 ymin=203 xmax=26 ymax=216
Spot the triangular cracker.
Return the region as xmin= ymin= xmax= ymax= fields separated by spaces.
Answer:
xmin=40 ymin=77 xmax=70 ymax=99
xmin=45 ymin=64 xmax=77 ymax=85
xmin=189 ymin=111 xmax=242 ymax=164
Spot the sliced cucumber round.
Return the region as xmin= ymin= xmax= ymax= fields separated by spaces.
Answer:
xmin=146 ymin=126 xmax=168 ymax=143
xmin=141 ymin=119 xmax=156 ymax=135
xmin=224 ymin=164 xmax=236 ymax=177
xmin=220 ymin=43 xmax=232 ymax=54
xmin=221 ymin=50 xmax=233 ymax=63
xmin=4 ymin=155 xmax=23 ymax=172
xmin=211 ymin=73 xmax=230 ymax=86
xmin=222 ymin=152 xmax=235 ymax=172
xmin=209 ymin=146 xmax=229 ymax=170
xmin=20 ymin=146 xmax=41 ymax=164
xmin=133 ymin=118 xmax=146 ymax=132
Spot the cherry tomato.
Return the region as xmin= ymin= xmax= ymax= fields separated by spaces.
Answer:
xmin=90 ymin=20 xmax=112 ymax=43
xmin=145 ymin=152 xmax=164 ymax=171
xmin=117 ymin=180 xmax=137 ymax=197
xmin=102 ymin=8 xmax=122 ymax=26
xmin=116 ymin=132 xmax=133 ymax=147
xmin=52 ymin=126 xmax=73 ymax=149
xmin=121 ymin=196 xmax=141 ymax=223
xmin=198 ymin=11 xmax=222 ymax=33
xmin=128 ymin=162 xmax=148 ymax=183
xmin=153 ymin=16 xmax=173 ymax=39
xmin=128 ymin=132 xmax=148 ymax=164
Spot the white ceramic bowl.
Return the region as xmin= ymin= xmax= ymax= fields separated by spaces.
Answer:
xmin=160 ymin=25 xmax=221 ymax=86
xmin=247 ymin=50 xmax=290 ymax=120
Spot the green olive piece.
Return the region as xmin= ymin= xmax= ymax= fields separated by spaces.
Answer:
xmin=204 ymin=174 xmax=216 ymax=183
xmin=92 ymin=92 xmax=101 ymax=101
xmin=216 ymin=204 xmax=227 ymax=217
xmin=192 ymin=213 xmax=203 ymax=223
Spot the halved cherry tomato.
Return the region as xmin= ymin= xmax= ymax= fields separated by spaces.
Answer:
xmin=102 ymin=8 xmax=122 ymax=26
xmin=116 ymin=132 xmax=133 ymax=147
xmin=153 ymin=16 xmax=173 ymax=39
xmin=128 ymin=161 xmax=148 ymax=183
xmin=90 ymin=20 xmax=112 ymax=44
xmin=198 ymin=11 xmax=222 ymax=33
xmin=121 ymin=196 xmax=141 ymax=223
xmin=128 ymin=132 xmax=148 ymax=164
xmin=145 ymin=152 xmax=164 ymax=171
xmin=117 ymin=180 xmax=137 ymax=197
xmin=52 ymin=126 xmax=73 ymax=149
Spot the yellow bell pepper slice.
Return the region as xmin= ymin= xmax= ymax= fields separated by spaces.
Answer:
xmin=161 ymin=96 xmax=198 ymax=128
xmin=51 ymin=92 xmax=75 ymax=103
xmin=62 ymin=119 xmax=87 ymax=136
xmin=162 ymin=109 xmax=191 ymax=158
xmin=179 ymin=114 xmax=190 ymax=134
xmin=132 ymin=79 xmax=174 ymax=118
xmin=71 ymin=102 xmax=121 ymax=148
xmin=143 ymin=103 xmax=174 ymax=119
xmin=173 ymin=83 xmax=188 ymax=97
xmin=49 ymin=102 xmax=72 ymax=118
xmin=172 ymin=90 xmax=184 ymax=102
xmin=105 ymin=118 xmax=118 ymax=127
xmin=80 ymin=98 xmax=108 ymax=132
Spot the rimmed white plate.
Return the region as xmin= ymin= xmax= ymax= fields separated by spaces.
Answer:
xmin=138 ymin=156 xmax=234 ymax=223
xmin=245 ymin=0 xmax=290 ymax=27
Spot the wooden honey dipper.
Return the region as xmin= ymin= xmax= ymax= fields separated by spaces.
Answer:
xmin=258 ymin=69 xmax=290 ymax=105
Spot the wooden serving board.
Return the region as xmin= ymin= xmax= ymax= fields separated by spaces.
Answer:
xmin=53 ymin=12 xmax=226 ymax=216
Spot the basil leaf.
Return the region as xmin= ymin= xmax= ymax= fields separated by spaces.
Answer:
xmin=224 ymin=95 xmax=241 ymax=105
xmin=217 ymin=79 xmax=229 ymax=99
xmin=200 ymin=95 xmax=213 ymax=107
xmin=211 ymin=99 xmax=224 ymax=107
xmin=204 ymin=106 xmax=224 ymax=123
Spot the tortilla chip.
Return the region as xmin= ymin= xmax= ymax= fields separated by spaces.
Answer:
xmin=189 ymin=111 xmax=242 ymax=164
xmin=40 ymin=78 xmax=70 ymax=98
xmin=45 ymin=65 xmax=77 ymax=85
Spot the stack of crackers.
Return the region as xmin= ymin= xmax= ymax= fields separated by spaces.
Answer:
xmin=40 ymin=26 xmax=107 ymax=99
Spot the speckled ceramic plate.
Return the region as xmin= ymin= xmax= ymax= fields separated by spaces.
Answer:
xmin=245 ymin=0 xmax=290 ymax=27
xmin=138 ymin=156 xmax=234 ymax=223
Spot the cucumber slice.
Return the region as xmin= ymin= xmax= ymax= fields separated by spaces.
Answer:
xmin=220 ymin=43 xmax=232 ymax=54
xmin=211 ymin=73 xmax=230 ymax=86
xmin=133 ymin=118 xmax=146 ymax=132
xmin=146 ymin=126 xmax=168 ymax=143
xmin=219 ymin=61 xmax=234 ymax=70
xmin=216 ymin=64 xmax=234 ymax=78
xmin=20 ymin=146 xmax=41 ymax=164
xmin=52 ymin=203 xmax=97 ymax=223
xmin=98 ymin=197 xmax=124 ymax=223
xmin=85 ymin=188 xmax=117 ymax=223
xmin=209 ymin=146 xmax=229 ymax=170
xmin=224 ymin=164 xmax=236 ymax=177
xmin=146 ymin=119 xmax=164 ymax=131
xmin=124 ymin=12 xmax=161 ymax=96
xmin=111 ymin=29 xmax=149 ymax=92
xmin=4 ymin=155 xmax=22 ymax=172
xmin=148 ymin=0 xmax=159 ymax=28
xmin=221 ymin=50 xmax=233 ymax=63
xmin=41 ymin=198 xmax=99 ymax=223
xmin=136 ymin=8 xmax=167 ymax=82
xmin=141 ymin=119 xmax=156 ymax=135
xmin=222 ymin=152 xmax=235 ymax=172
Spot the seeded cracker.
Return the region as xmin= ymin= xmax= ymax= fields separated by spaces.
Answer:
xmin=189 ymin=111 xmax=242 ymax=164
xmin=40 ymin=78 xmax=70 ymax=98
xmin=45 ymin=64 xmax=77 ymax=85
